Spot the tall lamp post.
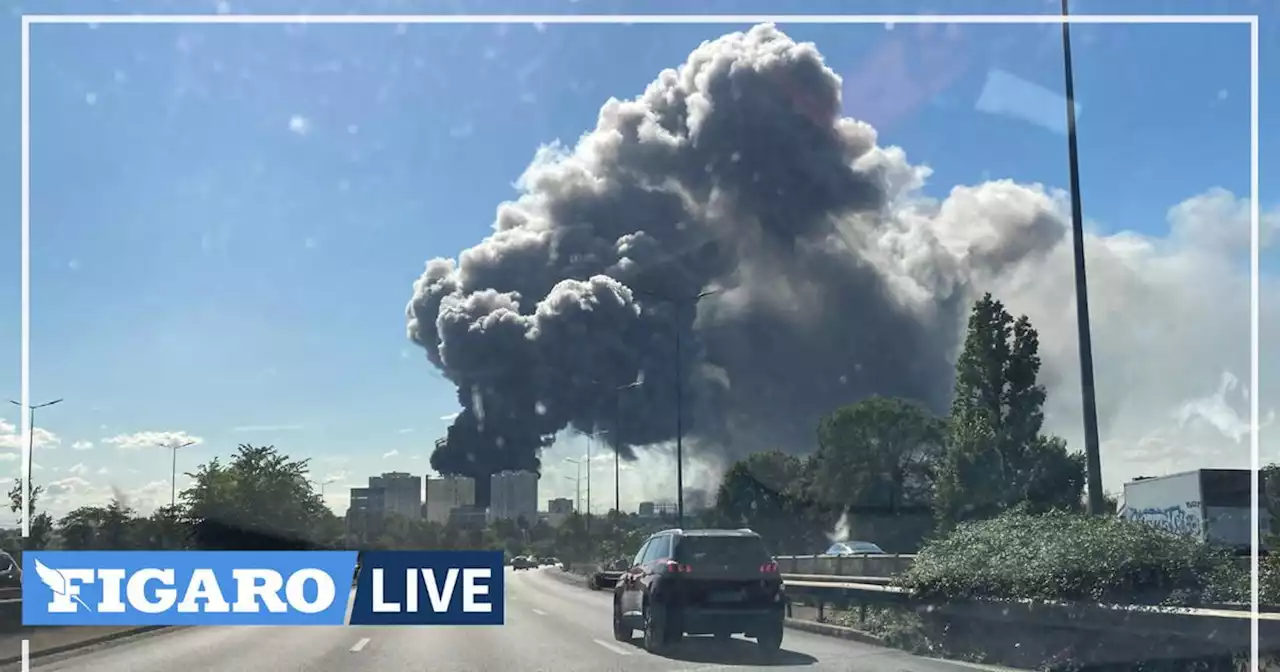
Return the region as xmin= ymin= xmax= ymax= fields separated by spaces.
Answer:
xmin=310 ymin=477 xmax=336 ymax=499
xmin=635 ymin=288 xmax=720 ymax=528
xmin=587 ymin=377 xmax=644 ymax=515
xmin=1059 ymin=0 xmax=1104 ymax=514
xmin=611 ymin=378 xmax=643 ymax=514
xmin=160 ymin=440 xmax=196 ymax=507
xmin=564 ymin=459 xmax=583 ymax=513
xmin=8 ymin=397 xmax=62 ymax=546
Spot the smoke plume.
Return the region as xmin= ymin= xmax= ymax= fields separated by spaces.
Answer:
xmin=406 ymin=24 xmax=1067 ymax=503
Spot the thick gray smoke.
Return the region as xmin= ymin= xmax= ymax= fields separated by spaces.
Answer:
xmin=406 ymin=24 xmax=1066 ymax=501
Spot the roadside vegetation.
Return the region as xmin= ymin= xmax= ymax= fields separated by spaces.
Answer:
xmin=6 ymin=293 xmax=1273 ymax=670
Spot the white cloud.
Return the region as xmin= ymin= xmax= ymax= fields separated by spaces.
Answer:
xmin=288 ymin=114 xmax=311 ymax=135
xmin=69 ymin=463 xmax=89 ymax=476
xmin=382 ymin=449 xmax=399 ymax=459
xmin=40 ymin=476 xmax=174 ymax=519
xmin=398 ymin=428 xmax=414 ymax=434
xmin=0 ymin=418 xmax=59 ymax=451
xmin=102 ymin=431 xmax=204 ymax=451
xmin=71 ymin=440 xmax=93 ymax=451
xmin=440 ymin=412 xmax=460 ymax=422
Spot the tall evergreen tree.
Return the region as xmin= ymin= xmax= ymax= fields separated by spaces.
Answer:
xmin=936 ymin=294 xmax=1084 ymax=527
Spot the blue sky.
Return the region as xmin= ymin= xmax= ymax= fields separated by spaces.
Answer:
xmin=1 ymin=0 xmax=1275 ymax=517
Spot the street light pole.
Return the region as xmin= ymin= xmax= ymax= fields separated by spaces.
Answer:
xmin=614 ymin=380 xmax=641 ymax=514
xmin=564 ymin=459 xmax=582 ymax=513
xmin=1059 ymin=0 xmax=1104 ymax=514
xmin=589 ymin=376 xmax=643 ymax=516
xmin=311 ymin=477 xmax=336 ymax=499
xmin=635 ymin=288 xmax=719 ymax=528
xmin=8 ymin=398 xmax=62 ymax=546
xmin=160 ymin=440 xmax=196 ymax=507
xmin=586 ymin=434 xmax=592 ymax=520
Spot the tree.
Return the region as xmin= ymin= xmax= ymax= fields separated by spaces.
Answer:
xmin=712 ymin=451 xmax=829 ymax=555
xmin=182 ymin=444 xmax=332 ymax=550
xmin=99 ymin=498 xmax=138 ymax=549
xmin=809 ymin=396 xmax=945 ymax=551
xmin=137 ymin=505 xmax=190 ymax=549
xmin=8 ymin=479 xmax=53 ymax=551
xmin=935 ymin=294 xmax=1084 ymax=527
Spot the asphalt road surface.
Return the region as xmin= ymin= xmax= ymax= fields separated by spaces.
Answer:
xmin=8 ymin=568 xmax=1003 ymax=672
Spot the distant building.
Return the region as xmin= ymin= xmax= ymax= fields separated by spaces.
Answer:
xmin=638 ymin=501 xmax=656 ymax=517
xmin=346 ymin=486 xmax=386 ymax=540
xmin=426 ymin=476 xmax=477 ymax=524
xmin=345 ymin=472 xmax=422 ymax=540
xmin=448 ymin=505 xmax=489 ymax=530
xmin=547 ymin=497 xmax=574 ymax=514
xmin=490 ymin=470 xmax=539 ymax=523
xmin=370 ymin=472 xmax=423 ymax=521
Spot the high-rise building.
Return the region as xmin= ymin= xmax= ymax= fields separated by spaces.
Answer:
xmin=346 ymin=486 xmax=386 ymax=539
xmin=638 ymin=501 xmax=656 ymax=517
xmin=547 ymin=497 xmax=574 ymax=514
xmin=489 ymin=470 xmax=539 ymax=523
xmin=368 ymin=472 xmax=423 ymax=521
xmin=425 ymin=476 xmax=477 ymax=524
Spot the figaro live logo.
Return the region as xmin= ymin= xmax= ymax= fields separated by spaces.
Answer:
xmin=22 ymin=550 xmax=504 ymax=626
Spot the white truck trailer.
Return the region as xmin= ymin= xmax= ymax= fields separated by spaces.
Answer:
xmin=1120 ymin=468 xmax=1269 ymax=552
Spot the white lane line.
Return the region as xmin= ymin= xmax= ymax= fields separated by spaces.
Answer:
xmin=592 ymin=638 xmax=632 ymax=656
xmin=350 ymin=637 xmax=371 ymax=652
xmin=531 ymin=608 xmax=548 ymax=616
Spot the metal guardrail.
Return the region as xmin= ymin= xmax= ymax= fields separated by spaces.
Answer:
xmin=778 ymin=573 xmax=1280 ymax=665
xmin=774 ymin=553 xmax=915 ymax=579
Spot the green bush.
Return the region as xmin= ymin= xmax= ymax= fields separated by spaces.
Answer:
xmin=1260 ymin=552 xmax=1280 ymax=605
xmin=898 ymin=511 xmax=1245 ymax=606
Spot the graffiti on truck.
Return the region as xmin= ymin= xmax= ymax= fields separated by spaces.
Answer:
xmin=1126 ymin=501 xmax=1203 ymax=537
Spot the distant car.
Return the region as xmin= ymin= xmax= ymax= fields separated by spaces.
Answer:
xmin=0 ymin=551 xmax=19 ymax=588
xmin=512 ymin=556 xmax=536 ymax=570
xmin=612 ymin=528 xmax=785 ymax=654
xmin=824 ymin=541 xmax=885 ymax=555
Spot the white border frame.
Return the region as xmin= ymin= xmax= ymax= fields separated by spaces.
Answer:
xmin=16 ymin=11 xmax=1261 ymax=672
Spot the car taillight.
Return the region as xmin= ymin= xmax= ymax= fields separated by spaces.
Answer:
xmin=760 ymin=561 xmax=778 ymax=573
xmin=664 ymin=560 xmax=692 ymax=573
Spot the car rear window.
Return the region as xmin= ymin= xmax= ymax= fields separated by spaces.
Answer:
xmin=675 ymin=536 xmax=771 ymax=565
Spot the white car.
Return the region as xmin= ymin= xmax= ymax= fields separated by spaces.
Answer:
xmin=824 ymin=541 xmax=885 ymax=555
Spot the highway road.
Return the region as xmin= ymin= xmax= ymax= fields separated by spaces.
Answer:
xmin=8 ymin=567 xmax=1003 ymax=672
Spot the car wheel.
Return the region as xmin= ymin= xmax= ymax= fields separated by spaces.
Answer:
xmin=642 ymin=601 xmax=666 ymax=653
xmin=756 ymin=626 xmax=783 ymax=654
xmin=612 ymin=600 xmax=632 ymax=642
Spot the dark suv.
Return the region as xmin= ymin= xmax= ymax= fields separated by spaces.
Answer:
xmin=611 ymin=528 xmax=785 ymax=653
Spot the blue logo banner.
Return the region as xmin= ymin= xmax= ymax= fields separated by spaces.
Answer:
xmin=348 ymin=550 xmax=504 ymax=626
xmin=22 ymin=551 xmax=358 ymax=626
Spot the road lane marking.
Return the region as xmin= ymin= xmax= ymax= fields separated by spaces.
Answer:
xmin=350 ymin=637 xmax=370 ymax=652
xmin=592 ymin=638 xmax=632 ymax=656
xmin=532 ymin=608 xmax=547 ymax=616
